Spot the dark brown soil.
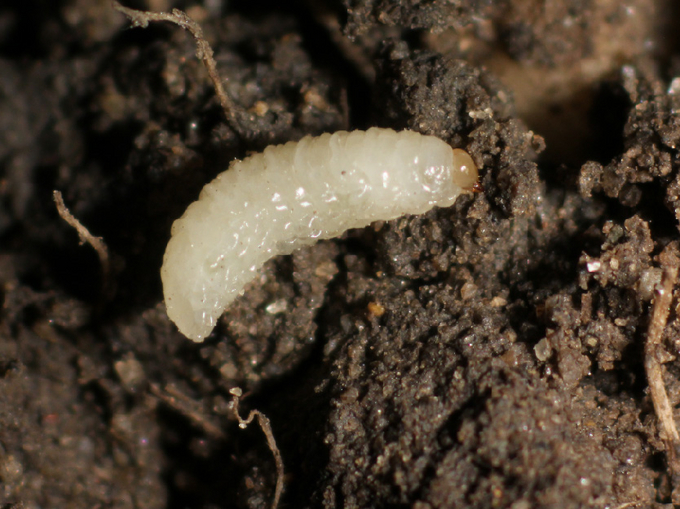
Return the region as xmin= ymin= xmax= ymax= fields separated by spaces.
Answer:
xmin=1 ymin=0 xmax=679 ymax=508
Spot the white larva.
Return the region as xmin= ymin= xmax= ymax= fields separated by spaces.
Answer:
xmin=161 ymin=127 xmax=478 ymax=341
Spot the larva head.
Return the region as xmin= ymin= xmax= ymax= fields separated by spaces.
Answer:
xmin=416 ymin=144 xmax=479 ymax=210
xmin=367 ymin=133 xmax=480 ymax=214
xmin=451 ymin=148 xmax=479 ymax=191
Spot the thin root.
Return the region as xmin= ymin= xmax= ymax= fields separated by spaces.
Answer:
xmin=112 ymin=1 xmax=251 ymax=138
xmin=149 ymin=383 xmax=225 ymax=440
xmin=53 ymin=190 xmax=112 ymax=299
xmin=229 ymin=387 xmax=284 ymax=509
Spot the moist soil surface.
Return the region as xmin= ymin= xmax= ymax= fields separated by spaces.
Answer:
xmin=2 ymin=1 xmax=680 ymax=508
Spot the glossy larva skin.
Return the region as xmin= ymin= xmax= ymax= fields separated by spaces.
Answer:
xmin=162 ymin=127 xmax=478 ymax=341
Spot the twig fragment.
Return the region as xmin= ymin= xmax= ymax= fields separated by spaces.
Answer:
xmin=645 ymin=246 xmax=680 ymax=443
xmin=644 ymin=243 xmax=680 ymax=501
xmin=112 ymin=1 xmax=250 ymax=138
xmin=229 ymin=387 xmax=284 ymax=509
xmin=53 ymin=190 xmax=112 ymax=299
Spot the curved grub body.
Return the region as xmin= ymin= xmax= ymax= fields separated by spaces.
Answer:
xmin=161 ymin=127 xmax=478 ymax=341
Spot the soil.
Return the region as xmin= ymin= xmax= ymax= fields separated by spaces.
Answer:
xmin=1 ymin=0 xmax=680 ymax=508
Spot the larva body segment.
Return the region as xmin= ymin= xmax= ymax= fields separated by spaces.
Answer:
xmin=162 ymin=127 xmax=478 ymax=341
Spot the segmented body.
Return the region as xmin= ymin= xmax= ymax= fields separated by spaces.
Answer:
xmin=161 ymin=127 xmax=478 ymax=341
